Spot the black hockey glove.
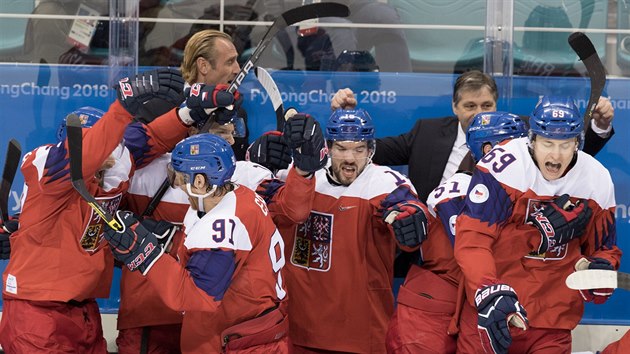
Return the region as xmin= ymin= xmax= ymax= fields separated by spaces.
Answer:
xmin=104 ymin=211 xmax=164 ymax=275
xmin=141 ymin=218 xmax=178 ymax=254
xmin=116 ymin=68 xmax=185 ymax=116
xmin=475 ymin=280 xmax=528 ymax=354
xmin=282 ymin=113 xmax=328 ymax=173
xmin=0 ymin=215 xmax=18 ymax=260
xmin=178 ymin=83 xmax=241 ymax=126
xmin=528 ymin=194 xmax=592 ymax=254
xmin=382 ymin=201 xmax=428 ymax=249
xmin=247 ymin=131 xmax=292 ymax=172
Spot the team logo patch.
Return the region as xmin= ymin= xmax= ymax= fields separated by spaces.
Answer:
xmin=190 ymin=144 xmax=199 ymax=155
xmin=80 ymin=193 xmax=122 ymax=252
xmin=468 ymin=184 xmax=489 ymax=204
xmin=291 ymin=211 xmax=334 ymax=271
xmin=481 ymin=114 xmax=491 ymax=125
xmin=524 ymin=198 xmax=568 ymax=260
xmin=449 ymin=214 xmax=457 ymax=236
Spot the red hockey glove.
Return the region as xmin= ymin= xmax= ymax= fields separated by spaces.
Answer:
xmin=104 ymin=211 xmax=164 ymax=275
xmin=527 ymin=194 xmax=592 ymax=254
xmin=575 ymin=257 xmax=615 ymax=304
xmin=116 ymin=68 xmax=184 ymax=116
xmin=247 ymin=131 xmax=292 ymax=172
xmin=475 ymin=279 xmax=528 ymax=354
xmin=382 ymin=201 xmax=428 ymax=249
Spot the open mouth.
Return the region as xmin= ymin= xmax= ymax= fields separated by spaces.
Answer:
xmin=340 ymin=164 xmax=356 ymax=179
xmin=545 ymin=161 xmax=561 ymax=175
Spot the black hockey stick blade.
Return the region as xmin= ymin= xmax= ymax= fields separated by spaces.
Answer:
xmin=66 ymin=114 xmax=123 ymax=231
xmin=0 ymin=139 xmax=21 ymax=222
xmin=228 ymin=2 xmax=349 ymax=94
xmin=568 ymin=32 xmax=606 ymax=127
xmin=200 ymin=2 xmax=349 ymax=133
xmin=254 ymin=66 xmax=285 ymax=131
xmin=566 ymin=269 xmax=630 ymax=291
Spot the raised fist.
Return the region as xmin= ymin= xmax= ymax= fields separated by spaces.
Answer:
xmin=116 ymin=68 xmax=184 ymax=116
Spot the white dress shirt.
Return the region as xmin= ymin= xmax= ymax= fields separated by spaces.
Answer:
xmin=441 ymin=123 xmax=468 ymax=183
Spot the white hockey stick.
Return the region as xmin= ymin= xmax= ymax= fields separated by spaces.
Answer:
xmin=565 ymin=269 xmax=630 ymax=291
xmin=254 ymin=66 xmax=285 ymax=130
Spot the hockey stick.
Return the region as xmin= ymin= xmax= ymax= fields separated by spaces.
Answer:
xmin=200 ymin=2 xmax=350 ymax=133
xmin=0 ymin=139 xmax=21 ymax=223
xmin=566 ymin=269 xmax=630 ymax=291
xmin=568 ymin=32 xmax=607 ymax=127
xmin=254 ymin=66 xmax=285 ymax=131
xmin=66 ymin=114 xmax=123 ymax=231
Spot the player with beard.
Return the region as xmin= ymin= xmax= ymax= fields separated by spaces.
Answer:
xmin=258 ymin=109 xmax=430 ymax=353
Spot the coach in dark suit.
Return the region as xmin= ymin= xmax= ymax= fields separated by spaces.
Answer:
xmin=332 ymin=70 xmax=615 ymax=202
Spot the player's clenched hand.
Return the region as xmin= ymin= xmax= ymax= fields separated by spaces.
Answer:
xmin=592 ymin=96 xmax=614 ymax=131
xmin=475 ymin=280 xmax=528 ymax=354
xmin=283 ymin=113 xmax=328 ymax=173
xmin=575 ymin=257 xmax=615 ymax=304
xmin=104 ymin=210 xmax=164 ymax=275
xmin=382 ymin=201 xmax=428 ymax=250
xmin=178 ymin=83 xmax=241 ymax=126
xmin=527 ymin=194 xmax=592 ymax=254
xmin=141 ymin=218 xmax=178 ymax=254
xmin=331 ymin=88 xmax=357 ymax=111
xmin=0 ymin=215 xmax=18 ymax=260
xmin=116 ymin=68 xmax=185 ymax=116
xmin=247 ymin=131 xmax=292 ymax=172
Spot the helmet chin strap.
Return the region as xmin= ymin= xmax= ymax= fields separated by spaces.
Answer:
xmin=186 ymin=184 xmax=218 ymax=213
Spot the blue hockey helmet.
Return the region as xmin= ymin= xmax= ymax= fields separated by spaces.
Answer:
xmin=170 ymin=133 xmax=236 ymax=188
xmin=466 ymin=111 xmax=527 ymax=161
xmin=529 ymin=96 xmax=583 ymax=147
xmin=326 ymin=109 xmax=376 ymax=142
xmin=57 ymin=106 xmax=104 ymax=142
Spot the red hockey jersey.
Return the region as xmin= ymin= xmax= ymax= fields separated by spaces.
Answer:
xmin=2 ymin=102 xmax=187 ymax=302
xmin=269 ymin=164 xmax=420 ymax=353
xmin=455 ymin=137 xmax=621 ymax=330
xmin=119 ymin=157 xmax=273 ymax=330
xmin=145 ymin=185 xmax=286 ymax=353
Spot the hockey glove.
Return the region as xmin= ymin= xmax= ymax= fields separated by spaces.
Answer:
xmin=104 ymin=210 xmax=164 ymax=275
xmin=247 ymin=131 xmax=292 ymax=172
xmin=475 ymin=280 xmax=528 ymax=354
xmin=575 ymin=257 xmax=615 ymax=304
xmin=282 ymin=113 xmax=328 ymax=173
xmin=0 ymin=215 xmax=18 ymax=260
xmin=527 ymin=194 xmax=592 ymax=254
xmin=117 ymin=68 xmax=185 ymax=116
xmin=178 ymin=83 xmax=241 ymax=126
xmin=382 ymin=201 xmax=428 ymax=249
xmin=141 ymin=218 xmax=178 ymax=254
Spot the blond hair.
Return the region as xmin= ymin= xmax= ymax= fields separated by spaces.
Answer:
xmin=180 ymin=30 xmax=233 ymax=84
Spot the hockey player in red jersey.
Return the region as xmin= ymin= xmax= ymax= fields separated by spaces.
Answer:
xmin=103 ymin=134 xmax=289 ymax=354
xmin=454 ymin=97 xmax=621 ymax=354
xmin=386 ymin=111 xmax=528 ymax=353
xmin=115 ymin=29 xmax=271 ymax=354
xmin=258 ymin=109 xmax=430 ymax=353
xmin=0 ymin=68 xmax=200 ymax=353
